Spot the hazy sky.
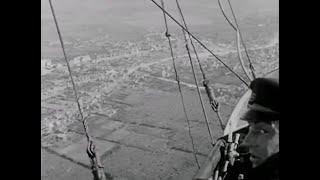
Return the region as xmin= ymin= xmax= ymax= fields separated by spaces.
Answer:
xmin=41 ymin=0 xmax=278 ymax=57
xmin=41 ymin=0 xmax=278 ymax=17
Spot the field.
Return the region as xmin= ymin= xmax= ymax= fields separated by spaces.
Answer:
xmin=41 ymin=0 xmax=278 ymax=179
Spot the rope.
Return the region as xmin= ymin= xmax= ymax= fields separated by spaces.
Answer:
xmin=48 ymin=1 xmax=106 ymax=179
xmin=174 ymin=0 xmax=206 ymax=81
xmin=217 ymin=0 xmax=252 ymax=81
xmin=202 ymin=79 xmax=225 ymax=130
xmin=217 ymin=0 xmax=236 ymax=32
xmin=226 ymin=0 xmax=256 ymax=80
xmin=218 ymin=0 xmax=256 ymax=80
xmin=148 ymin=0 xmax=249 ymax=87
xmin=170 ymin=1 xmax=215 ymax=144
xmin=160 ymin=0 xmax=200 ymax=169
xmin=175 ymin=0 xmax=225 ymax=131
xmin=236 ymin=30 xmax=253 ymax=81
xmin=265 ymin=67 xmax=279 ymax=76
xmin=226 ymin=0 xmax=255 ymax=75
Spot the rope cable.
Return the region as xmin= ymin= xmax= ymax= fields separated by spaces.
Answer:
xmin=175 ymin=0 xmax=206 ymax=81
xmin=148 ymin=0 xmax=249 ymax=87
xmin=226 ymin=0 xmax=256 ymax=79
xmin=185 ymin=43 xmax=214 ymax=143
xmin=220 ymin=0 xmax=256 ymax=79
xmin=217 ymin=0 xmax=253 ymax=81
xmin=170 ymin=0 xmax=215 ymax=143
xmin=226 ymin=0 xmax=253 ymax=65
xmin=175 ymin=0 xmax=225 ymax=131
xmin=48 ymin=0 xmax=106 ymax=179
xmin=236 ymin=30 xmax=253 ymax=81
xmin=160 ymin=0 xmax=200 ymax=169
xmin=217 ymin=0 xmax=237 ymax=31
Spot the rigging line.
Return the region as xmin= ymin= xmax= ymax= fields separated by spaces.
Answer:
xmin=148 ymin=0 xmax=249 ymax=87
xmin=217 ymin=0 xmax=253 ymax=81
xmin=225 ymin=0 xmax=256 ymax=79
xmin=48 ymin=0 xmax=84 ymax=122
xmin=171 ymin=0 xmax=215 ymax=144
xmin=236 ymin=30 xmax=253 ymax=81
xmin=175 ymin=0 xmax=225 ymax=131
xmin=265 ymin=67 xmax=279 ymax=76
xmin=217 ymin=0 xmax=236 ymax=30
xmin=215 ymin=107 xmax=225 ymax=130
xmin=48 ymin=1 xmax=106 ymax=179
xmin=175 ymin=0 xmax=206 ymax=80
xmin=185 ymin=42 xmax=214 ymax=144
xmin=160 ymin=0 xmax=200 ymax=169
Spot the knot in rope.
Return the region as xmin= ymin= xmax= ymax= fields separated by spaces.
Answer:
xmin=165 ymin=31 xmax=171 ymax=37
xmin=202 ymin=79 xmax=219 ymax=111
xmin=210 ymin=101 xmax=219 ymax=112
xmin=87 ymin=140 xmax=106 ymax=180
xmin=86 ymin=140 xmax=96 ymax=159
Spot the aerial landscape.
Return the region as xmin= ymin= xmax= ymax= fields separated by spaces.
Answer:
xmin=41 ymin=0 xmax=278 ymax=179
